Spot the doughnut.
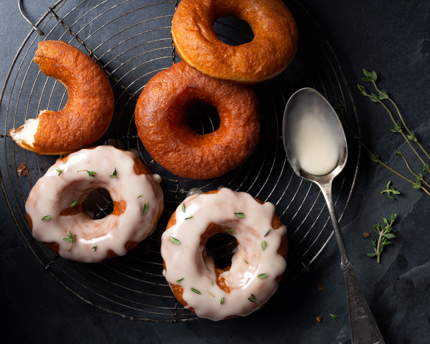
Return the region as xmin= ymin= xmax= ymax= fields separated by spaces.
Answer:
xmin=135 ymin=62 xmax=260 ymax=179
xmin=171 ymin=0 xmax=298 ymax=84
xmin=10 ymin=40 xmax=114 ymax=155
xmin=25 ymin=145 xmax=164 ymax=263
xmin=161 ymin=188 xmax=288 ymax=320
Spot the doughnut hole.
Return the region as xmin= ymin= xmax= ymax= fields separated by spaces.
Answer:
xmin=205 ymin=232 xmax=237 ymax=269
xmin=83 ymin=188 xmax=114 ymax=219
xmin=186 ymin=102 xmax=220 ymax=135
xmin=214 ymin=16 xmax=254 ymax=46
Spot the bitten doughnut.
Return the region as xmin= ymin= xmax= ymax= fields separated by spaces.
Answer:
xmin=10 ymin=40 xmax=114 ymax=155
xmin=161 ymin=188 xmax=288 ymax=321
xmin=135 ymin=62 xmax=260 ymax=179
xmin=171 ymin=0 xmax=298 ymax=84
xmin=25 ymin=145 xmax=164 ymax=263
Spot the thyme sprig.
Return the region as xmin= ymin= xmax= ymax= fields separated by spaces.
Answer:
xmin=77 ymin=170 xmax=96 ymax=177
xmin=63 ymin=230 xmax=76 ymax=252
xmin=367 ymin=214 xmax=397 ymax=263
xmin=380 ymin=181 xmax=400 ymax=200
xmin=339 ymin=69 xmax=430 ymax=196
xmin=248 ymin=293 xmax=260 ymax=305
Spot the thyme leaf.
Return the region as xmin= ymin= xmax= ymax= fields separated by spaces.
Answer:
xmin=110 ymin=168 xmax=117 ymax=178
xmin=42 ymin=215 xmax=51 ymax=221
xmin=170 ymin=237 xmax=181 ymax=245
xmin=190 ymin=287 xmax=201 ymax=295
xmin=142 ymin=201 xmax=149 ymax=216
xmin=56 ymin=168 xmax=64 ymax=176
xmin=234 ymin=212 xmax=245 ymax=218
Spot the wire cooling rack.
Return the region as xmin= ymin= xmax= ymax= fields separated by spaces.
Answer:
xmin=0 ymin=0 xmax=361 ymax=322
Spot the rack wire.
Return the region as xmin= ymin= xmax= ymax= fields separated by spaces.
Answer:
xmin=0 ymin=0 xmax=361 ymax=322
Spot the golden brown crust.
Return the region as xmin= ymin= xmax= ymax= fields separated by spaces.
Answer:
xmin=10 ymin=41 xmax=114 ymax=155
xmin=164 ymin=190 xmax=288 ymax=316
xmin=171 ymin=0 xmax=298 ymax=84
xmin=26 ymin=149 xmax=153 ymax=259
xmin=135 ymin=62 xmax=260 ymax=179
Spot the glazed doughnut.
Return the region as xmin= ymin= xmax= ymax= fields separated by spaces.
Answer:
xmin=10 ymin=40 xmax=114 ymax=155
xmin=161 ymin=188 xmax=288 ymax=320
xmin=25 ymin=145 xmax=164 ymax=263
xmin=135 ymin=62 xmax=260 ymax=179
xmin=171 ymin=0 xmax=298 ymax=84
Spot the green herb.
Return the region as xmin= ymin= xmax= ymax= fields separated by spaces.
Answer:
xmin=264 ymin=229 xmax=271 ymax=237
xmin=176 ymin=278 xmax=184 ymax=283
xmin=367 ymin=214 xmax=397 ymax=263
xmin=329 ymin=314 xmax=338 ymax=323
xmin=356 ymin=69 xmax=430 ymax=196
xmin=212 ymin=281 xmax=214 ymax=286
xmin=220 ymin=297 xmax=225 ymax=305
xmin=77 ymin=170 xmax=96 ymax=177
xmin=190 ymin=287 xmax=201 ymax=295
xmin=70 ymin=199 xmax=79 ymax=207
xmin=182 ymin=203 xmax=186 ymax=213
xmin=137 ymin=194 xmax=142 ymax=199
xmin=56 ymin=168 xmax=64 ymax=176
xmin=41 ymin=215 xmax=51 ymax=221
xmin=261 ymin=241 xmax=267 ymax=251
xmin=248 ymin=293 xmax=260 ymax=305
xmin=225 ymin=228 xmax=234 ymax=233
xmin=63 ymin=230 xmax=76 ymax=251
xmin=234 ymin=212 xmax=245 ymax=218
xmin=380 ymin=181 xmax=400 ymax=200
xmin=170 ymin=237 xmax=181 ymax=245
xmin=142 ymin=201 xmax=149 ymax=216
xmin=110 ymin=168 xmax=117 ymax=178
xmin=258 ymin=274 xmax=269 ymax=279
xmin=92 ymin=246 xmax=97 ymax=252
xmin=244 ymin=259 xmax=249 ymax=264
xmin=185 ymin=216 xmax=193 ymax=220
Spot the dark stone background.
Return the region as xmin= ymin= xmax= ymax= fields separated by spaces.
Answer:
xmin=0 ymin=0 xmax=429 ymax=343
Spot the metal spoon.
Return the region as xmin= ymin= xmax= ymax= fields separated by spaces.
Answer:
xmin=283 ymin=87 xmax=385 ymax=344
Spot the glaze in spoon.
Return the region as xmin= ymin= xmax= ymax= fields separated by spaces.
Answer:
xmin=283 ymin=87 xmax=385 ymax=344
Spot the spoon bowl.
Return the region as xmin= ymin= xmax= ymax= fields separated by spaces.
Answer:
xmin=282 ymin=88 xmax=385 ymax=344
xmin=283 ymin=87 xmax=348 ymax=184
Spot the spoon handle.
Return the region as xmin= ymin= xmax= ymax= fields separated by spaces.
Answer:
xmin=319 ymin=181 xmax=385 ymax=344
xmin=342 ymin=262 xmax=385 ymax=344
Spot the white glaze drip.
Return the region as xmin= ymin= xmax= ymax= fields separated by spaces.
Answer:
xmin=26 ymin=146 xmax=164 ymax=263
xmin=161 ymin=188 xmax=287 ymax=321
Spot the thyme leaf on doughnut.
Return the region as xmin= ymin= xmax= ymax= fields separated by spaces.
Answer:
xmin=225 ymin=228 xmax=234 ymax=233
xmin=220 ymin=297 xmax=225 ymax=305
xmin=77 ymin=170 xmax=97 ymax=178
xmin=264 ymin=229 xmax=271 ymax=237
xmin=258 ymin=274 xmax=269 ymax=279
xmin=212 ymin=280 xmax=214 ymax=286
xmin=56 ymin=168 xmax=64 ymax=176
xmin=248 ymin=293 xmax=260 ymax=305
xmin=234 ymin=212 xmax=246 ymax=218
xmin=142 ymin=201 xmax=149 ymax=216
xmin=176 ymin=278 xmax=184 ymax=283
xmin=244 ymin=259 xmax=249 ymax=264
xmin=42 ymin=215 xmax=51 ymax=221
xmin=190 ymin=287 xmax=201 ymax=295
xmin=261 ymin=241 xmax=267 ymax=251
xmin=92 ymin=246 xmax=97 ymax=252
xmin=170 ymin=237 xmax=181 ymax=245
xmin=70 ymin=199 xmax=79 ymax=208
xmin=185 ymin=216 xmax=194 ymax=220
xmin=63 ymin=230 xmax=76 ymax=251
xmin=137 ymin=194 xmax=142 ymax=199
xmin=110 ymin=168 xmax=117 ymax=179
xmin=182 ymin=203 xmax=186 ymax=213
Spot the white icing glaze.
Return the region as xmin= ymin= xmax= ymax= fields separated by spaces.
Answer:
xmin=26 ymin=146 xmax=164 ymax=263
xmin=161 ymin=188 xmax=287 ymax=321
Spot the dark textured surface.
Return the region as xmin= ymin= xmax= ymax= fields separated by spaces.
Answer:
xmin=1 ymin=0 xmax=430 ymax=343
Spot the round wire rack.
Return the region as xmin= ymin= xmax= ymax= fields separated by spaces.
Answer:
xmin=0 ymin=0 xmax=361 ymax=322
